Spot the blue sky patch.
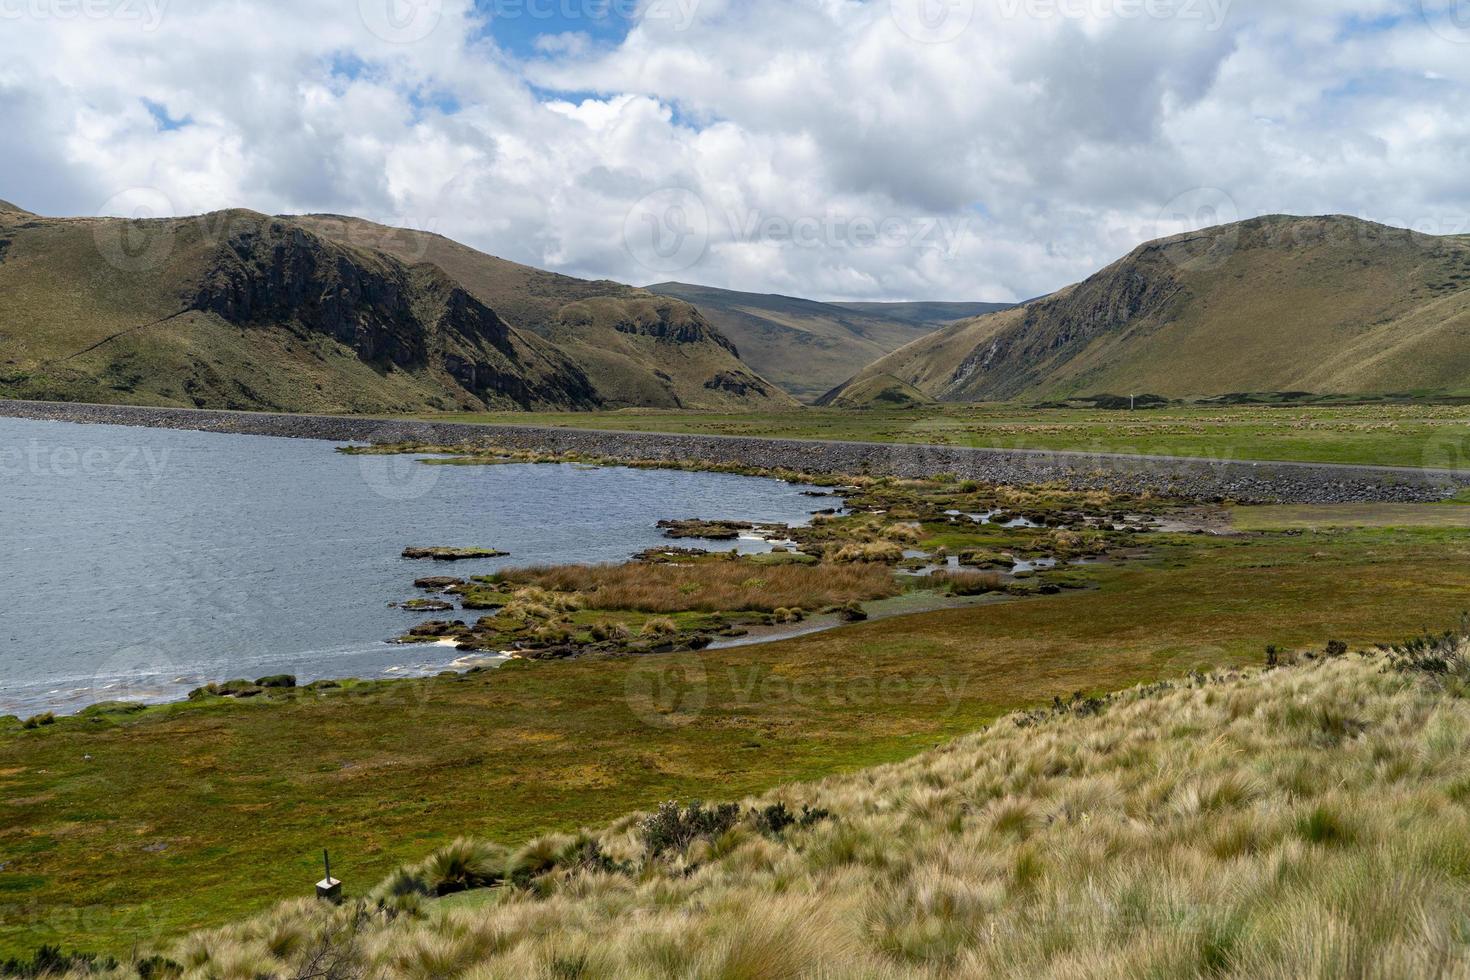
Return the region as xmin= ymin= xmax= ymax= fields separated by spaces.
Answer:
xmin=474 ymin=0 xmax=639 ymax=59
xmin=142 ymin=98 xmax=191 ymax=131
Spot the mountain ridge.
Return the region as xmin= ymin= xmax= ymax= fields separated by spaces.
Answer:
xmin=826 ymin=215 xmax=1470 ymax=405
xmin=0 ymin=206 xmax=792 ymax=413
xmin=292 ymin=216 xmax=795 ymax=411
xmin=645 ymin=281 xmax=995 ymax=402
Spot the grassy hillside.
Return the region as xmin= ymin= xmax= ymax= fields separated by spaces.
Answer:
xmin=292 ymin=217 xmax=796 ymax=411
xmin=829 ymin=215 xmax=1470 ymax=405
xmin=0 ymin=208 xmax=599 ymax=413
xmin=57 ymin=634 xmax=1470 ymax=978
xmin=645 ymin=282 xmax=961 ymax=402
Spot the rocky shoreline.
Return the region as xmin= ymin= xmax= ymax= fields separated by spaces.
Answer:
xmin=3 ymin=398 xmax=1467 ymax=503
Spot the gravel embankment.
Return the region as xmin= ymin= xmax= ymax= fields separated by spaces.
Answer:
xmin=3 ymin=399 xmax=1467 ymax=504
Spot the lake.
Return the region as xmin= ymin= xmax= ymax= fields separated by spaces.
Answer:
xmin=0 ymin=417 xmax=831 ymax=715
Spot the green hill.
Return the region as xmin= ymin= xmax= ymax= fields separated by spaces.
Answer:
xmin=828 ymin=215 xmax=1470 ymax=405
xmin=0 ymin=207 xmax=598 ymax=412
xmin=646 ymin=282 xmax=971 ymax=402
xmin=293 ymin=217 xmax=797 ymax=411
xmin=0 ymin=206 xmax=794 ymax=413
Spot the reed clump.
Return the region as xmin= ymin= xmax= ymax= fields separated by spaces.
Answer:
xmin=488 ymin=562 xmax=898 ymax=614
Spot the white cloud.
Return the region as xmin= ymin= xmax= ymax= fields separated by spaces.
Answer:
xmin=0 ymin=0 xmax=1466 ymax=302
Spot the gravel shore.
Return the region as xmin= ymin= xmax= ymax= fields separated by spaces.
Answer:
xmin=3 ymin=399 xmax=1466 ymax=504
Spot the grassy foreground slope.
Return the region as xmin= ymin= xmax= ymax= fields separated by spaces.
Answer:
xmin=7 ymin=524 xmax=1470 ymax=957
xmin=423 ymin=402 xmax=1470 ymax=469
xmin=826 ymin=215 xmax=1470 ymax=405
xmin=66 ymin=636 xmax=1470 ymax=978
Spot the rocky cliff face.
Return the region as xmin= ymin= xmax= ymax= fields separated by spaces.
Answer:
xmin=946 ymin=248 xmax=1186 ymax=398
xmin=611 ymin=302 xmax=741 ymax=356
xmin=188 ymin=215 xmax=599 ymax=410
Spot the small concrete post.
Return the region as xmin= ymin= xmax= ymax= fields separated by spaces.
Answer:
xmin=316 ymin=849 xmax=342 ymax=904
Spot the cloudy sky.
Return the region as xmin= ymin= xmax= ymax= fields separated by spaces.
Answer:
xmin=2 ymin=0 xmax=1468 ymax=301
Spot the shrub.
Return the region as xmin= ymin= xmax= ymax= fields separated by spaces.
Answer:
xmin=752 ymin=802 xmax=832 ymax=837
xmin=753 ymin=802 xmax=797 ymax=837
xmin=255 ymin=675 xmax=297 ymax=689
xmin=639 ymin=801 xmax=741 ymax=857
xmin=21 ymin=712 xmax=55 ymax=730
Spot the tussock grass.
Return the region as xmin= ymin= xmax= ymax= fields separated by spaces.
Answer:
xmin=100 ymin=636 xmax=1470 ymax=978
xmin=930 ymin=570 xmax=1004 ymax=596
xmin=489 ymin=562 xmax=898 ymax=614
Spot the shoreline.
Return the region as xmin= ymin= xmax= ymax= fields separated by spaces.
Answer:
xmin=2 ymin=398 xmax=1467 ymax=503
xmin=2 ymin=588 xmax=1003 ymax=721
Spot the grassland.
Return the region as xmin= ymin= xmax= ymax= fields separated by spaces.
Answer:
xmin=134 ymin=640 xmax=1470 ymax=979
xmin=420 ymin=402 xmax=1470 ymax=469
xmin=7 ymin=520 xmax=1470 ymax=959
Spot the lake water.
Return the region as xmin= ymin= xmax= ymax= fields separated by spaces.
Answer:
xmin=0 ymin=417 xmax=830 ymax=715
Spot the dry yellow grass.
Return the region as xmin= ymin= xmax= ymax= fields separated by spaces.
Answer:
xmin=94 ymin=636 xmax=1470 ymax=979
xmin=490 ymin=561 xmax=899 ymax=613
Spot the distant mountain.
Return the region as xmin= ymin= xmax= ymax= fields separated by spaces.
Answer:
xmin=646 ymin=283 xmax=995 ymax=402
xmin=824 ymin=215 xmax=1470 ymax=406
xmin=0 ymin=207 xmax=598 ymax=413
xmin=294 ymin=217 xmax=795 ymax=411
xmin=829 ymin=301 xmax=1012 ymax=328
xmin=0 ymin=206 xmax=793 ymax=414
